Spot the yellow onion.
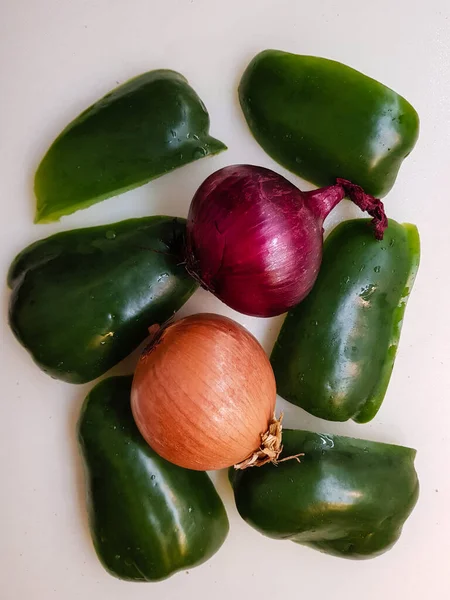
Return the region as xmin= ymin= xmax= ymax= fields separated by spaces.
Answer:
xmin=131 ymin=313 xmax=279 ymax=470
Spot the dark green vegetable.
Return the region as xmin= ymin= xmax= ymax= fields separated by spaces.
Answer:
xmin=230 ymin=430 xmax=419 ymax=559
xmin=35 ymin=70 xmax=226 ymax=223
xmin=79 ymin=376 xmax=229 ymax=581
xmin=240 ymin=50 xmax=419 ymax=197
xmin=271 ymin=219 xmax=420 ymax=422
xmin=8 ymin=216 xmax=197 ymax=384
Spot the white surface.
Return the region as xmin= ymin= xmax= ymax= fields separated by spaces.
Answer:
xmin=1 ymin=0 xmax=450 ymax=598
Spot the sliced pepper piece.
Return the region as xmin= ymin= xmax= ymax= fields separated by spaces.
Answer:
xmin=8 ymin=216 xmax=197 ymax=383
xmin=271 ymin=219 xmax=420 ymax=423
xmin=230 ymin=430 xmax=419 ymax=560
xmin=240 ymin=50 xmax=419 ymax=197
xmin=79 ymin=376 xmax=229 ymax=581
xmin=35 ymin=70 xmax=226 ymax=223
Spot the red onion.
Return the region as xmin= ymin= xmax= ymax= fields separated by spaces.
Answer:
xmin=131 ymin=313 xmax=280 ymax=471
xmin=185 ymin=165 xmax=388 ymax=317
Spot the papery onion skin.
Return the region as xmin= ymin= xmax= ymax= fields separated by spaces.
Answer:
xmin=131 ymin=313 xmax=276 ymax=471
xmin=185 ymin=165 xmax=387 ymax=318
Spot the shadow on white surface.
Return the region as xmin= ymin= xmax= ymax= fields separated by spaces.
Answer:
xmin=67 ymin=384 xmax=94 ymax=552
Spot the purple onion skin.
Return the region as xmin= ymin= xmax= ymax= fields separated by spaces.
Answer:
xmin=186 ymin=165 xmax=387 ymax=318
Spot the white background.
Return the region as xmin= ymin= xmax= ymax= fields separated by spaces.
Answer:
xmin=1 ymin=1 xmax=449 ymax=598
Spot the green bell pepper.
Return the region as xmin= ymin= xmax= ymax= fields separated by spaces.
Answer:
xmin=271 ymin=219 xmax=420 ymax=423
xmin=230 ymin=430 xmax=419 ymax=559
xmin=35 ymin=70 xmax=226 ymax=223
xmin=8 ymin=216 xmax=197 ymax=384
xmin=79 ymin=376 xmax=229 ymax=581
xmin=239 ymin=50 xmax=419 ymax=197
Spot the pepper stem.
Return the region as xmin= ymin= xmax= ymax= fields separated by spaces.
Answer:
xmin=234 ymin=413 xmax=304 ymax=470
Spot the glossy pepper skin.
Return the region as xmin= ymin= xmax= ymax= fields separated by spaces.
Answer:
xmin=78 ymin=376 xmax=229 ymax=581
xmin=8 ymin=216 xmax=197 ymax=384
xmin=34 ymin=70 xmax=226 ymax=223
xmin=239 ymin=50 xmax=419 ymax=197
xmin=271 ymin=219 xmax=420 ymax=423
xmin=230 ymin=430 xmax=419 ymax=560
